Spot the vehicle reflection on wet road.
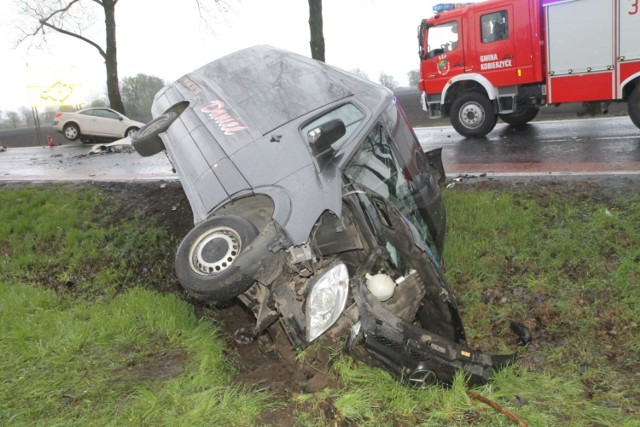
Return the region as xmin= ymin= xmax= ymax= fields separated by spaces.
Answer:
xmin=416 ymin=116 xmax=640 ymax=175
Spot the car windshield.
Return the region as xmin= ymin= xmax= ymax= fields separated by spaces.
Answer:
xmin=343 ymin=124 xmax=440 ymax=264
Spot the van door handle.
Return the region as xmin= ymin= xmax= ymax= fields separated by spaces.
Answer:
xmin=503 ymin=55 xmax=514 ymax=59
xmin=453 ymin=63 xmax=464 ymax=67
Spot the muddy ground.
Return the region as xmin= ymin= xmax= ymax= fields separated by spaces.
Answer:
xmin=16 ymin=176 xmax=636 ymax=425
xmin=91 ymin=180 xmax=336 ymax=426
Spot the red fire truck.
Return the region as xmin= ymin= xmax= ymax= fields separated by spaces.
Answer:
xmin=417 ymin=0 xmax=640 ymax=137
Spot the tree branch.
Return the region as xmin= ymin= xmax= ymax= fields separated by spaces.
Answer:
xmin=39 ymin=19 xmax=106 ymax=58
xmin=42 ymin=0 xmax=84 ymax=25
xmin=466 ymin=391 xmax=528 ymax=427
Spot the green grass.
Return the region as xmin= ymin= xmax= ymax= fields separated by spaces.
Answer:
xmin=289 ymin=186 xmax=640 ymax=426
xmin=1 ymin=183 xmax=638 ymax=426
xmin=0 ymin=185 xmax=269 ymax=426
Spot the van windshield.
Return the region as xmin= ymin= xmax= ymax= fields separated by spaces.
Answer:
xmin=344 ymin=124 xmax=441 ymax=263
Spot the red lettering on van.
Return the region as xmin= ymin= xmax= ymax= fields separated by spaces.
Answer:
xmin=201 ymin=100 xmax=248 ymax=135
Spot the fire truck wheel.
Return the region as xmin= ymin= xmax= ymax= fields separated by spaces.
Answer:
xmin=499 ymin=106 xmax=539 ymax=127
xmin=629 ymin=86 xmax=640 ymax=129
xmin=450 ymin=92 xmax=497 ymax=138
xmin=175 ymin=215 xmax=259 ymax=303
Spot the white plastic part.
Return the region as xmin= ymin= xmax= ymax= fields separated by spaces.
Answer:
xmin=305 ymin=263 xmax=349 ymax=342
xmin=365 ymin=273 xmax=395 ymax=302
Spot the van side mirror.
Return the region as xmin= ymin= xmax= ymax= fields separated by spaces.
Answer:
xmin=307 ymin=119 xmax=346 ymax=157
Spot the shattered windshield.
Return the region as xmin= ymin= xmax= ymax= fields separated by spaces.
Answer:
xmin=343 ymin=124 xmax=440 ymax=263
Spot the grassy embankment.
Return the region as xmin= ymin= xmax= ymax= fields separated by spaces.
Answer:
xmin=1 ymin=183 xmax=638 ymax=426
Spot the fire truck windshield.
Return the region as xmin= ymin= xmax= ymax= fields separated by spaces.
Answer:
xmin=425 ymin=21 xmax=459 ymax=58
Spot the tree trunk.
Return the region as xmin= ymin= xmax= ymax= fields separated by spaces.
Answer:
xmin=308 ymin=0 xmax=325 ymax=62
xmin=103 ymin=0 xmax=125 ymax=114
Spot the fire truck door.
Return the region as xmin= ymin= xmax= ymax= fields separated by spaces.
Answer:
xmin=421 ymin=19 xmax=465 ymax=95
xmin=472 ymin=5 xmax=517 ymax=87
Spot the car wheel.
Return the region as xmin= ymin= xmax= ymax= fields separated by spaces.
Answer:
xmin=175 ymin=215 xmax=259 ymax=302
xmin=499 ymin=106 xmax=539 ymax=126
xmin=125 ymin=127 xmax=139 ymax=138
xmin=132 ymin=101 xmax=189 ymax=156
xmin=450 ymin=92 xmax=497 ymax=138
xmin=63 ymin=123 xmax=80 ymax=141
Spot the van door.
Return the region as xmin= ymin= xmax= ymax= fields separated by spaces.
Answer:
xmin=471 ymin=4 xmax=517 ymax=88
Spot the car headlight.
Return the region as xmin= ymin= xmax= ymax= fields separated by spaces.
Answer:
xmin=305 ymin=262 xmax=349 ymax=342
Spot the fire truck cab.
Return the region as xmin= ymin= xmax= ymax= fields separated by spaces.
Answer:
xmin=418 ymin=0 xmax=640 ymax=137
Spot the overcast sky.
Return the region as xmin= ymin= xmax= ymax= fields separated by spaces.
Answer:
xmin=0 ymin=0 xmax=462 ymax=112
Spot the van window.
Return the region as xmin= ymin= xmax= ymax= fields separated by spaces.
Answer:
xmin=481 ymin=11 xmax=509 ymax=43
xmin=301 ymin=103 xmax=364 ymax=151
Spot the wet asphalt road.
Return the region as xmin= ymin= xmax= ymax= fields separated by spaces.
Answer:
xmin=417 ymin=116 xmax=640 ymax=176
xmin=1 ymin=116 xmax=639 ymax=182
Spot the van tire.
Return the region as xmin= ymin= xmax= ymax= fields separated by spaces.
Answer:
xmin=131 ymin=112 xmax=176 ymax=156
xmin=175 ymin=216 xmax=259 ymax=302
xmin=450 ymin=92 xmax=497 ymax=138
xmin=132 ymin=101 xmax=189 ymax=156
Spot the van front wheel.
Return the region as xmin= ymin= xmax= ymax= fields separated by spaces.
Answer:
xmin=175 ymin=215 xmax=259 ymax=303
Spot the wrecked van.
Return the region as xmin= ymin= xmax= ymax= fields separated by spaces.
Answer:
xmin=132 ymin=45 xmax=518 ymax=386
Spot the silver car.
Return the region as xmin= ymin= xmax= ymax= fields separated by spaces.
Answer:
xmin=52 ymin=107 xmax=144 ymax=143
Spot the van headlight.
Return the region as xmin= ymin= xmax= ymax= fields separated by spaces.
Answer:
xmin=305 ymin=262 xmax=349 ymax=342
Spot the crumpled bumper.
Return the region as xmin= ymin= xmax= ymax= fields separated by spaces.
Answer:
xmin=348 ymin=278 xmax=516 ymax=386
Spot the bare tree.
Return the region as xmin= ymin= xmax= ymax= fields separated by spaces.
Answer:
xmin=348 ymin=68 xmax=371 ymax=81
xmin=18 ymin=1 xmax=226 ymax=115
xmin=40 ymin=107 xmax=59 ymax=124
xmin=308 ymin=0 xmax=325 ymax=61
xmin=378 ymin=72 xmax=399 ymax=91
xmin=5 ymin=111 xmax=22 ymax=129
xmin=19 ymin=107 xmax=36 ymax=127
xmin=18 ymin=0 xmax=125 ymax=113
xmin=407 ymin=70 xmax=420 ymax=88
xmin=120 ymin=74 xmax=166 ymax=121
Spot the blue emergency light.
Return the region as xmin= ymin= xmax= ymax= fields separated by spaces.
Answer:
xmin=433 ymin=3 xmax=476 ymax=13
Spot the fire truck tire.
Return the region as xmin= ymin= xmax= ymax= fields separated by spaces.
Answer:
xmin=450 ymin=92 xmax=497 ymax=138
xmin=175 ymin=215 xmax=259 ymax=302
xmin=499 ymin=106 xmax=539 ymax=127
xmin=629 ymin=86 xmax=640 ymax=129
